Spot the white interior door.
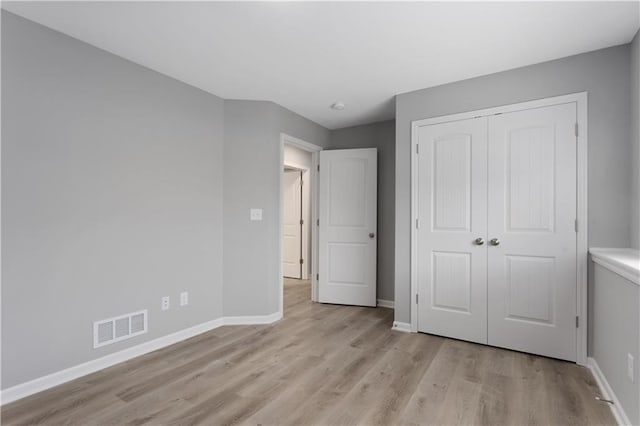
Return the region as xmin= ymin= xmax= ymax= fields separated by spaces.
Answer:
xmin=283 ymin=170 xmax=302 ymax=279
xmin=487 ymin=103 xmax=577 ymax=361
xmin=417 ymin=117 xmax=488 ymax=344
xmin=318 ymin=149 xmax=377 ymax=306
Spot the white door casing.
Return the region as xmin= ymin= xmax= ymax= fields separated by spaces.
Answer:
xmin=318 ymin=148 xmax=377 ymax=307
xmin=416 ymin=117 xmax=488 ymax=344
xmin=487 ymin=103 xmax=577 ymax=361
xmin=283 ymin=170 xmax=302 ymax=279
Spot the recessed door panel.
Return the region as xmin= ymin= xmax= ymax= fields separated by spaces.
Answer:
xmin=328 ymin=159 xmax=367 ymax=228
xmin=432 ymin=251 xmax=472 ymax=313
xmin=507 ymin=126 xmax=556 ymax=232
xmin=433 ymin=136 xmax=472 ymax=231
xmin=505 ymin=255 xmax=555 ymax=324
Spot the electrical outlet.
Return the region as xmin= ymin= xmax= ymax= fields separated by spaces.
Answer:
xmin=628 ymin=353 xmax=634 ymax=383
xmin=250 ymin=208 xmax=263 ymax=221
xmin=161 ymin=296 xmax=170 ymax=311
xmin=180 ymin=291 xmax=189 ymax=306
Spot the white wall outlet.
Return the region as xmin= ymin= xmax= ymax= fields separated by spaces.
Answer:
xmin=180 ymin=291 xmax=189 ymax=306
xmin=250 ymin=208 xmax=263 ymax=221
xmin=628 ymin=353 xmax=635 ymax=383
xmin=161 ymin=296 xmax=170 ymax=311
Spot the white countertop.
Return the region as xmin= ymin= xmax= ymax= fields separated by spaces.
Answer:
xmin=589 ymin=247 xmax=640 ymax=286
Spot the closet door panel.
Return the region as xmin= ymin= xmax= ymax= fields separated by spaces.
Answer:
xmin=416 ymin=117 xmax=488 ymax=344
xmin=487 ymin=103 xmax=577 ymax=361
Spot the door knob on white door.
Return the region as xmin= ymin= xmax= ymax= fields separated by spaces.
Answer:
xmin=490 ymin=238 xmax=500 ymax=246
xmin=369 ymin=232 xmax=375 ymax=239
xmin=475 ymin=237 xmax=485 ymax=245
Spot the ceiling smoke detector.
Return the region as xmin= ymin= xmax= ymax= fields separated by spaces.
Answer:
xmin=331 ymin=102 xmax=345 ymax=110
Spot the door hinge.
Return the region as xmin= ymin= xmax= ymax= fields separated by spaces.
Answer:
xmin=575 ymin=219 xmax=578 ymax=233
xmin=416 ymin=218 xmax=420 ymax=229
xmin=317 ymin=164 xmax=320 ymax=172
xmin=317 ymin=219 xmax=319 ymax=226
xmin=316 ymin=273 xmax=319 ymax=281
xmin=416 ymin=294 xmax=419 ymax=304
xmin=575 ymin=123 xmax=579 ymax=137
xmin=416 ymin=144 xmax=419 ymax=154
xmin=576 ymin=316 xmax=579 ymax=328
xmin=300 ymin=219 xmax=304 ymax=225
xmin=300 ymin=258 xmax=304 ymax=265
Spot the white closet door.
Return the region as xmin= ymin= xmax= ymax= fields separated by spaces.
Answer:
xmin=283 ymin=170 xmax=302 ymax=279
xmin=318 ymin=148 xmax=377 ymax=307
xmin=417 ymin=117 xmax=488 ymax=344
xmin=487 ymin=103 xmax=577 ymax=361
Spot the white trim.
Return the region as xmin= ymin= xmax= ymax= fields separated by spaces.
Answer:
xmin=576 ymin=91 xmax=589 ymax=366
xmin=280 ymin=133 xmax=323 ymax=310
xmin=410 ymin=92 xmax=589 ymax=364
xmin=376 ymin=299 xmax=395 ymax=309
xmin=588 ymin=357 xmax=632 ymax=426
xmin=392 ymin=321 xmax=412 ymax=333
xmin=1 ymin=313 xmax=281 ymax=405
xmin=590 ymin=248 xmax=640 ymax=286
xmin=222 ymin=312 xmax=283 ymax=325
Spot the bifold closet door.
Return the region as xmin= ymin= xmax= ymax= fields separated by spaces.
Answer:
xmin=416 ymin=117 xmax=488 ymax=344
xmin=487 ymin=103 xmax=577 ymax=361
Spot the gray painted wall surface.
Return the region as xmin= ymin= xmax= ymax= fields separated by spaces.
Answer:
xmin=592 ymin=264 xmax=639 ymax=424
xmin=329 ymin=120 xmax=395 ymax=302
xmin=2 ymin=12 xmax=225 ymax=388
xmin=395 ymin=45 xmax=632 ymax=324
xmin=222 ymin=101 xmax=330 ymax=316
xmin=631 ymin=30 xmax=640 ymax=250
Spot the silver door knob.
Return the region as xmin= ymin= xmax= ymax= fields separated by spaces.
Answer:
xmin=474 ymin=237 xmax=485 ymax=245
xmin=369 ymin=232 xmax=375 ymax=239
xmin=490 ymin=238 xmax=500 ymax=246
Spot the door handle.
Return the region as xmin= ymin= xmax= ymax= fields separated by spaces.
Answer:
xmin=474 ymin=237 xmax=485 ymax=245
xmin=490 ymin=238 xmax=500 ymax=246
xmin=369 ymin=232 xmax=375 ymax=239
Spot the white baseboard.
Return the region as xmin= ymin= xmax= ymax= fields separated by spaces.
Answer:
xmin=1 ymin=313 xmax=281 ymax=406
xmin=376 ymin=299 xmax=395 ymax=309
xmin=392 ymin=321 xmax=412 ymax=333
xmin=587 ymin=357 xmax=632 ymax=426
xmin=223 ymin=311 xmax=282 ymax=325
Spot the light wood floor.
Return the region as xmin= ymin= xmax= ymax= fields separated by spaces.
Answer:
xmin=2 ymin=279 xmax=615 ymax=425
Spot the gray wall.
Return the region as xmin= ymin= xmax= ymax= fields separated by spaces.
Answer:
xmin=395 ymin=45 xmax=632 ymax=324
xmin=222 ymin=101 xmax=330 ymax=316
xmin=591 ymin=263 xmax=639 ymax=424
xmin=2 ymin=12 xmax=225 ymax=388
xmin=329 ymin=120 xmax=395 ymax=302
xmin=631 ymin=30 xmax=640 ymax=250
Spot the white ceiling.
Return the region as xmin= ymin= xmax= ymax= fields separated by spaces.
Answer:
xmin=3 ymin=1 xmax=639 ymax=129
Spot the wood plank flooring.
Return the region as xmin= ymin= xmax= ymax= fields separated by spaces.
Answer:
xmin=2 ymin=279 xmax=615 ymax=425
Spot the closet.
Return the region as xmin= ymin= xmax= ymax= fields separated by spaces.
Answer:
xmin=414 ymin=100 xmax=579 ymax=361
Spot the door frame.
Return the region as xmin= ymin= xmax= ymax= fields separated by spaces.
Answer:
xmin=410 ymin=92 xmax=588 ymax=365
xmin=279 ymin=134 xmax=323 ymax=315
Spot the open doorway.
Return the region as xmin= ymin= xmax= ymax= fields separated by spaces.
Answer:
xmin=279 ymin=134 xmax=322 ymax=317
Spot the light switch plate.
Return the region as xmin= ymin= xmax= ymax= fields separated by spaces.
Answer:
xmin=250 ymin=208 xmax=263 ymax=221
